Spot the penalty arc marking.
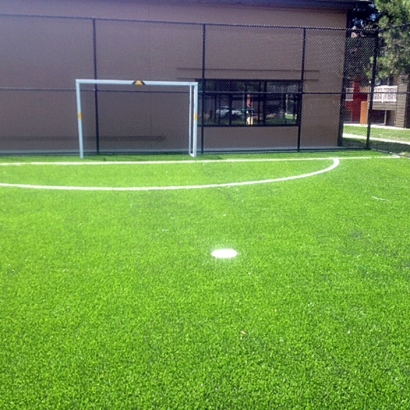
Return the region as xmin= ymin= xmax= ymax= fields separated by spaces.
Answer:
xmin=0 ymin=158 xmax=340 ymax=191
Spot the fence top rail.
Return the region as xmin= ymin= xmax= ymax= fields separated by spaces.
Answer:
xmin=0 ymin=11 xmax=366 ymax=32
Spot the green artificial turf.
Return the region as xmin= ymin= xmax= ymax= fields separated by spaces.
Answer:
xmin=0 ymin=153 xmax=409 ymax=409
xmin=0 ymin=158 xmax=330 ymax=187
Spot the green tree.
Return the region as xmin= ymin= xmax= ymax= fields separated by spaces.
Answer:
xmin=344 ymin=2 xmax=379 ymax=84
xmin=375 ymin=0 xmax=410 ymax=78
xmin=344 ymin=36 xmax=376 ymax=85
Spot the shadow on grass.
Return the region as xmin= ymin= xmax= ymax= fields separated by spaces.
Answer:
xmin=343 ymin=138 xmax=410 ymax=157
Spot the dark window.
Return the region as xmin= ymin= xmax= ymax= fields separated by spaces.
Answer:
xmin=199 ymin=80 xmax=300 ymax=127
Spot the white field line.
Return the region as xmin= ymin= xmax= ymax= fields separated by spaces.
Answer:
xmin=0 ymin=155 xmax=399 ymax=167
xmin=0 ymin=158 xmax=340 ymax=191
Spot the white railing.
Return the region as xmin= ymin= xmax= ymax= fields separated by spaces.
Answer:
xmin=345 ymin=87 xmax=354 ymax=102
xmin=373 ymin=85 xmax=398 ymax=103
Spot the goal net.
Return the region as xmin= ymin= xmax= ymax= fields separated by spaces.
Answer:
xmin=75 ymin=79 xmax=198 ymax=158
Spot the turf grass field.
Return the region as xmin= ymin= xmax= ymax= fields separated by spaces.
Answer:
xmin=0 ymin=152 xmax=409 ymax=408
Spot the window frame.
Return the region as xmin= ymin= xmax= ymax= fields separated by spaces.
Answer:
xmin=199 ymin=79 xmax=301 ymax=127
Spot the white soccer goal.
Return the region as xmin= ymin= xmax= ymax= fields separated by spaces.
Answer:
xmin=75 ymin=79 xmax=199 ymax=158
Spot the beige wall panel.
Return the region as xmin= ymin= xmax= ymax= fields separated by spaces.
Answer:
xmin=304 ymin=29 xmax=346 ymax=93
xmin=0 ymin=16 xmax=94 ymax=89
xmin=300 ymin=94 xmax=340 ymax=147
xmin=0 ymin=91 xmax=95 ymax=152
xmin=96 ymin=21 xmax=202 ymax=81
xmin=0 ymin=0 xmax=348 ymax=28
xmin=97 ymin=90 xmax=190 ymax=152
xmin=203 ymin=127 xmax=298 ymax=150
xmin=205 ymin=26 xmax=303 ymax=80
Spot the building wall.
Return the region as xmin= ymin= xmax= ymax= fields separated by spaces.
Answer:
xmin=0 ymin=15 xmax=95 ymax=153
xmin=395 ymin=82 xmax=410 ymax=128
xmin=0 ymin=0 xmax=349 ymax=154
xmin=0 ymin=0 xmax=349 ymax=27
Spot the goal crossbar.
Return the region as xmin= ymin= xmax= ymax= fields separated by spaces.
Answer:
xmin=75 ymin=79 xmax=199 ymax=158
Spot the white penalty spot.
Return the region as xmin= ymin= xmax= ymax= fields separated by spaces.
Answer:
xmin=212 ymin=248 xmax=238 ymax=259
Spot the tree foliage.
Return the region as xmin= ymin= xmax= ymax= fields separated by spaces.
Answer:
xmin=344 ymin=36 xmax=376 ymax=84
xmin=375 ymin=0 xmax=410 ymax=78
xmin=343 ymin=2 xmax=379 ymax=84
xmin=376 ymin=0 xmax=410 ymax=26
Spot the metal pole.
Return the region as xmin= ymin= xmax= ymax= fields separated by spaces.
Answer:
xmin=92 ymin=19 xmax=100 ymax=155
xmin=75 ymin=80 xmax=84 ymax=159
xmin=366 ymin=30 xmax=380 ymax=150
xmin=193 ymin=83 xmax=199 ymax=157
xmin=201 ymin=24 xmax=206 ymax=154
xmin=297 ymin=28 xmax=307 ymax=152
xmin=189 ymin=84 xmax=193 ymax=156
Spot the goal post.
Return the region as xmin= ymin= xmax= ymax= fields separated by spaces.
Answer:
xmin=75 ymin=79 xmax=199 ymax=159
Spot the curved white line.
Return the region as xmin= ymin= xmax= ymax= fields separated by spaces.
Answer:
xmin=0 ymin=159 xmax=339 ymax=191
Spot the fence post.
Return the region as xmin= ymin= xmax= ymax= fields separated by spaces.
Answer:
xmin=92 ymin=18 xmax=100 ymax=155
xmin=200 ymin=24 xmax=206 ymax=155
xmin=297 ymin=28 xmax=307 ymax=152
xmin=366 ymin=29 xmax=380 ymax=150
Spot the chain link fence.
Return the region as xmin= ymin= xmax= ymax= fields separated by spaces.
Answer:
xmin=0 ymin=13 xmax=409 ymax=155
xmin=342 ymin=24 xmax=410 ymax=155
